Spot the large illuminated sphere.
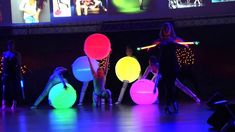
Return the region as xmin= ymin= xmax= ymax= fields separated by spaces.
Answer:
xmin=115 ymin=56 xmax=141 ymax=83
xmin=48 ymin=83 xmax=77 ymax=109
xmin=84 ymin=33 xmax=111 ymax=60
xmin=72 ymin=56 xmax=99 ymax=82
xmin=130 ymin=79 xmax=158 ymax=105
xmin=112 ymin=0 xmax=150 ymax=13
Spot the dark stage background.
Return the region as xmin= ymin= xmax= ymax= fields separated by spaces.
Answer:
xmin=0 ymin=23 xmax=235 ymax=106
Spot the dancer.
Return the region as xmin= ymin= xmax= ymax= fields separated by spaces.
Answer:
xmin=19 ymin=0 xmax=47 ymax=23
xmin=139 ymin=0 xmax=144 ymax=10
xmin=88 ymin=54 xmax=112 ymax=106
xmin=77 ymin=57 xmax=109 ymax=106
xmin=115 ymin=46 xmax=136 ymax=105
xmin=153 ymin=22 xmax=188 ymax=114
xmin=31 ymin=67 xmax=68 ymax=108
xmin=90 ymin=0 xmax=107 ymax=12
xmin=74 ymin=0 xmax=89 ymax=16
xmin=141 ymin=56 xmax=200 ymax=103
xmin=1 ymin=40 xmax=22 ymax=110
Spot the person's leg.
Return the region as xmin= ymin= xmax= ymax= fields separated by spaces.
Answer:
xmin=164 ymin=75 xmax=178 ymax=114
xmin=93 ymin=92 xmax=101 ymax=106
xmin=11 ymin=78 xmax=20 ymax=110
xmin=78 ymin=82 xmax=89 ymax=105
xmin=139 ymin=0 xmax=144 ymax=10
xmin=1 ymin=78 xmax=7 ymax=110
xmin=102 ymin=89 xmax=112 ymax=105
xmin=76 ymin=0 xmax=82 ymax=15
xmin=31 ymin=81 xmax=54 ymax=108
xmin=115 ymin=80 xmax=129 ymax=104
xmin=2 ymin=76 xmax=11 ymax=110
xmin=175 ymin=78 xmax=200 ymax=103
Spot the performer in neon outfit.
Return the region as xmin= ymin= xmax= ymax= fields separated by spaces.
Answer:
xmin=115 ymin=46 xmax=136 ymax=105
xmin=1 ymin=40 xmax=22 ymax=110
xmin=141 ymin=56 xmax=200 ymax=103
xmin=31 ymin=66 xmax=68 ymax=109
xmin=88 ymin=53 xmax=112 ymax=106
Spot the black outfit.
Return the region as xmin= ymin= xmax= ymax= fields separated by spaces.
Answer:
xmin=2 ymin=52 xmax=21 ymax=101
xmin=157 ymin=39 xmax=182 ymax=107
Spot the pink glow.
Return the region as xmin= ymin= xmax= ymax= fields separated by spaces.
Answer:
xmin=84 ymin=33 xmax=111 ymax=60
xmin=130 ymin=79 xmax=158 ymax=105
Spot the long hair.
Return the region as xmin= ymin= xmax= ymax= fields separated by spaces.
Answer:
xmin=36 ymin=0 xmax=47 ymax=9
xmin=159 ymin=22 xmax=176 ymax=40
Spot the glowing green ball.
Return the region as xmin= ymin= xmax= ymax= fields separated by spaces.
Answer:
xmin=112 ymin=0 xmax=149 ymax=13
xmin=48 ymin=83 xmax=77 ymax=109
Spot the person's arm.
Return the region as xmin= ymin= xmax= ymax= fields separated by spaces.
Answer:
xmin=19 ymin=0 xmax=27 ymax=11
xmin=175 ymin=37 xmax=189 ymax=48
xmin=34 ymin=8 xmax=41 ymax=22
xmin=141 ymin=66 xmax=151 ymax=79
xmin=16 ymin=52 xmax=23 ymax=80
xmin=104 ymin=53 xmax=111 ymax=76
xmin=87 ymin=57 xmax=96 ymax=77
xmin=153 ymin=73 xmax=161 ymax=94
xmin=19 ymin=0 xmax=36 ymax=15
xmin=58 ymin=73 xmax=67 ymax=88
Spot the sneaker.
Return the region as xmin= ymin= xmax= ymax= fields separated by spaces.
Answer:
xmin=115 ymin=101 xmax=121 ymax=105
xmin=2 ymin=100 xmax=6 ymax=110
xmin=11 ymin=101 xmax=17 ymax=110
xmin=193 ymin=96 xmax=201 ymax=103
xmin=30 ymin=105 xmax=37 ymax=109
xmin=78 ymin=102 xmax=83 ymax=106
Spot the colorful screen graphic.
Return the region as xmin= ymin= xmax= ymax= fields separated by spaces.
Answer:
xmin=169 ymin=0 xmax=205 ymax=9
xmin=111 ymin=0 xmax=151 ymax=14
xmin=53 ymin=0 xmax=71 ymax=17
xmin=0 ymin=0 xmax=232 ymax=26
xmin=0 ymin=3 xmax=2 ymax=23
xmin=74 ymin=0 xmax=108 ymax=16
xmin=212 ymin=0 xmax=235 ymax=3
xmin=11 ymin=0 xmax=51 ymax=23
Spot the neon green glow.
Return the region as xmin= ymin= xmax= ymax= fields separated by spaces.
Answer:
xmin=112 ymin=0 xmax=149 ymax=13
xmin=48 ymin=83 xmax=77 ymax=109
xmin=49 ymin=109 xmax=77 ymax=125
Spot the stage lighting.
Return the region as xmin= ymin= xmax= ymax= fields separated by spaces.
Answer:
xmin=130 ymin=79 xmax=158 ymax=105
xmin=72 ymin=56 xmax=99 ymax=82
xmin=84 ymin=33 xmax=111 ymax=60
xmin=115 ymin=56 xmax=141 ymax=83
xmin=48 ymin=83 xmax=77 ymax=109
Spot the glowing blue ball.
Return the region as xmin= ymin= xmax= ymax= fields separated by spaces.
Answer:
xmin=72 ymin=56 xmax=99 ymax=82
xmin=48 ymin=83 xmax=77 ymax=109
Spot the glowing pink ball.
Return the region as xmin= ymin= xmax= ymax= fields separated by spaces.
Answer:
xmin=130 ymin=79 xmax=158 ymax=105
xmin=84 ymin=33 xmax=111 ymax=60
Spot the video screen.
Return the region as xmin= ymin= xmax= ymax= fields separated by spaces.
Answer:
xmin=53 ymin=0 xmax=71 ymax=17
xmin=0 ymin=0 xmax=233 ymax=26
xmin=0 ymin=2 xmax=2 ymax=23
xmin=169 ymin=0 xmax=205 ymax=9
xmin=111 ymin=0 xmax=152 ymax=14
xmin=212 ymin=0 xmax=235 ymax=3
xmin=74 ymin=0 xmax=108 ymax=16
xmin=11 ymin=0 xmax=51 ymax=23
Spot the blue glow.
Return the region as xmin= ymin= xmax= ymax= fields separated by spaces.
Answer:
xmin=20 ymin=80 xmax=24 ymax=88
xmin=72 ymin=56 xmax=99 ymax=82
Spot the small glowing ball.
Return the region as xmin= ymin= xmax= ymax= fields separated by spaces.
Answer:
xmin=130 ymin=79 xmax=158 ymax=105
xmin=48 ymin=83 xmax=77 ymax=109
xmin=115 ymin=56 xmax=141 ymax=83
xmin=84 ymin=33 xmax=111 ymax=60
xmin=72 ymin=56 xmax=99 ymax=82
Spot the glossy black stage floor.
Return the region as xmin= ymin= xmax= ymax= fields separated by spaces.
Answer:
xmin=0 ymin=102 xmax=215 ymax=132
